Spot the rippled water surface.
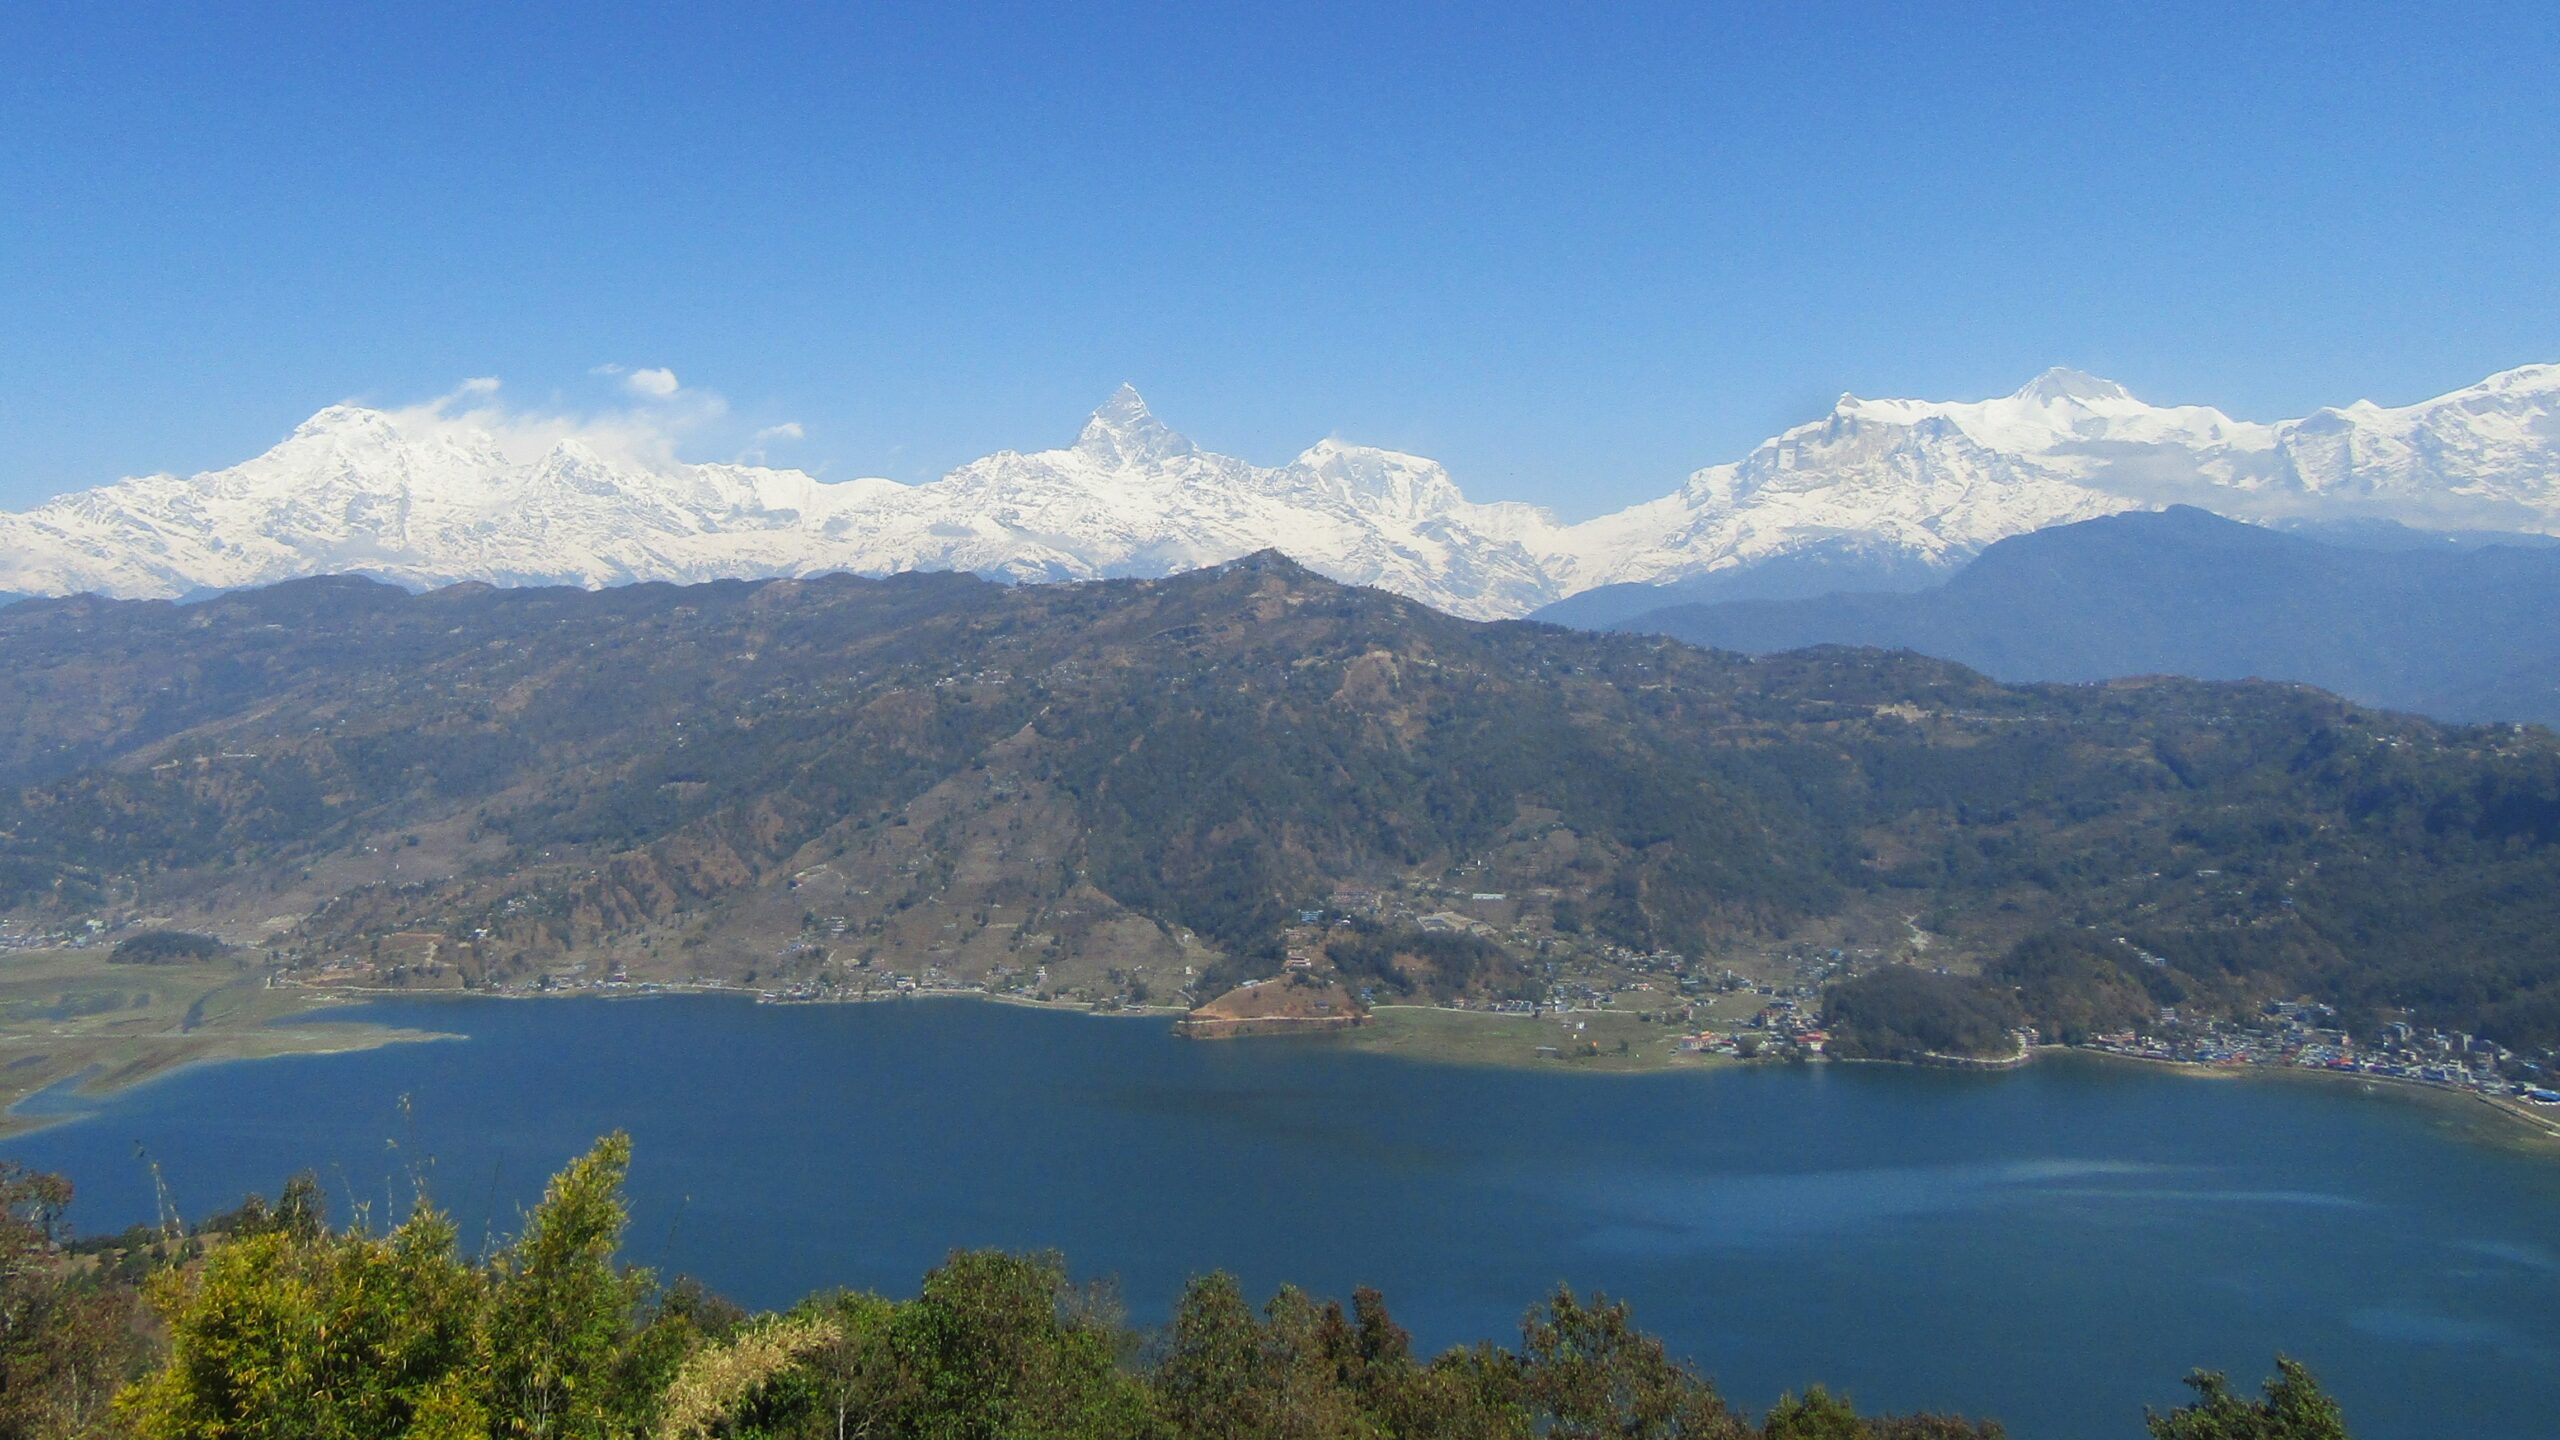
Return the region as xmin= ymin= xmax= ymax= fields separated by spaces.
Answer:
xmin=9 ymin=995 xmax=2557 ymax=1439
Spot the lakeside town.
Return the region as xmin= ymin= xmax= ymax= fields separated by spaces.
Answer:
xmin=2076 ymin=1000 xmax=2560 ymax=1109
xmin=9 ymin=897 xmax=2559 ymax=1121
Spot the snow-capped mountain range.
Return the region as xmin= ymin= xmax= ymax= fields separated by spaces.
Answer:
xmin=4 ymin=365 xmax=2556 ymax=619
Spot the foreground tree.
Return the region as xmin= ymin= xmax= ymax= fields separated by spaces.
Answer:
xmin=482 ymin=1133 xmax=658 ymax=1438
xmin=119 ymin=1199 xmax=484 ymax=1439
xmin=0 ymin=1134 xmax=2360 ymax=1440
xmin=121 ymin=1133 xmax=670 ymax=1440
xmin=887 ymin=1248 xmax=1157 ymax=1440
xmin=2146 ymin=1357 xmax=2351 ymax=1440
xmin=1519 ymin=1285 xmax=1749 ymax=1440
xmin=0 ymin=1163 xmax=149 ymax=1440
xmin=1762 ymin=1386 xmax=2005 ymax=1440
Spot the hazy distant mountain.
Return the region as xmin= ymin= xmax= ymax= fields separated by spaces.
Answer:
xmin=1530 ymin=545 xmax=1944 ymax=628
xmin=4 ymin=365 xmax=2558 ymax=617
xmin=2272 ymin=515 xmax=2560 ymax=552
xmin=1606 ymin=507 xmax=2560 ymax=727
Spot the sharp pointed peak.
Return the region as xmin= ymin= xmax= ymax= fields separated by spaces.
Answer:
xmin=1075 ymin=382 xmax=1193 ymax=464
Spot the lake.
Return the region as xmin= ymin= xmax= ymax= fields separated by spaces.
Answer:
xmin=7 ymin=994 xmax=2557 ymax=1438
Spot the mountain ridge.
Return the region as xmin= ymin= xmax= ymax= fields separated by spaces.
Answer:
xmin=4 ymin=365 xmax=2558 ymax=617
xmin=1604 ymin=507 xmax=2560 ymax=728
xmin=6 ymin=557 xmax=2560 ymax=1055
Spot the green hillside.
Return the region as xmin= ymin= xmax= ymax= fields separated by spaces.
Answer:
xmin=2 ymin=555 xmax=2558 ymax=1054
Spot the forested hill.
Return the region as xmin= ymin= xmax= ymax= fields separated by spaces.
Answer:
xmin=4 ymin=554 xmax=2559 ymax=1052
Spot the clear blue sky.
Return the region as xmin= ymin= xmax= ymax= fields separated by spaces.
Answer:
xmin=3 ymin=1 xmax=2554 ymax=516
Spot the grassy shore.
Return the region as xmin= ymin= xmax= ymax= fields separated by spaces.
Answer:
xmin=0 ymin=949 xmax=448 ymax=1137
xmin=1323 ymin=1004 xmax=1730 ymax=1073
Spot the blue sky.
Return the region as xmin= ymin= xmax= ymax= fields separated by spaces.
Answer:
xmin=3 ymin=1 xmax=2554 ymax=516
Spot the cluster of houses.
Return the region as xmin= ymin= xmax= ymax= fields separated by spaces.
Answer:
xmin=1678 ymin=988 xmax=1835 ymax=1059
xmin=2084 ymin=1000 xmax=2557 ymax=1104
xmin=0 ymin=920 xmax=108 ymax=951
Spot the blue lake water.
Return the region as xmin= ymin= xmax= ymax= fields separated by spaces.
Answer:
xmin=7 ymin=994 xmax=2558 ymax=1438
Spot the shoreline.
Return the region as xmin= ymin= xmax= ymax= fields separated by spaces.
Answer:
xmin=2051 ymin=1045 xmax=2560 ymax=1147
xmin=1 ymin=1011 xmax=455 ymax=1140
xmin=0 ymin=948 xmax=474 ymax=1141
xmin=282 ymin=976 xmax=1190 ymax=1022
xmin=6 ymin=980 xmax=1169 ymax=1141
xmin=15 ymin=976 xmax=2558 ymax=1154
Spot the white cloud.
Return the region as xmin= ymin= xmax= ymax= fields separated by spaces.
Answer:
xmin=625 ymin=367 xmax=681 ymax=399
xmin=381 ymin=373 xmax=732 ymax=472
xmin=589 ymin=363 xmax=625 ymax=376
xmin=737 ymin=421 xmax=806 ymax=465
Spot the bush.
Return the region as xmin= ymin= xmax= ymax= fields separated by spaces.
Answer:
xmin=109 ymin=931 xmax=230 ymax=965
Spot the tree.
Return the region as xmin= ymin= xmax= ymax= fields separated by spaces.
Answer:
xmin=2145 ymin=1358 xmax=2351 ymax=1440
xmin=888 ymin=1249 xmax=1157 ymax=1440
xmin=1518 ymin=1286 xmax=1747 ymax=1440
xmin=1154 ymin=1272 xmax=1264 ymax=1439
xmin=483 ymin=1132 xmax=654 ymax=1439
xmin=119 ymin=1202 xmax=483 ymax=1440
xmin=1761 ymin=1387 xmax=1862 ymax=1440
xmin=791 ymin=1290 xmax=905 ymax=1440
xmin=1 ymin=1163 xmax=146 ymax=1440
xmin=1247 ymin=1285 xmax=1366 ymax=1440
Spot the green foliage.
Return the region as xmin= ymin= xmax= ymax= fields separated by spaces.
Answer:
xmin=1762 ymin=1386 xmax=1865 ymax=1440
xmin=1517 ymin=1285 xmax=1748 ymax=1439
xmin=1154 ymin=1271 xmax=1266 ymax=1438
xmin=109 ymin=930 xmax=232 ymax=964
xmin=1325 ymin=924 xmax=1536 ymax=1004
xmin=0 ymin=1137 xmax=2356 ymax=1440
xmin=1983 ymin=932 xmax=2179 ymax=1044
xmin=1822 ymin=968 xmax=2021 ymax=1061
xmin=1154 ymin=1273 xmax=1380 ymax=1440
xmin=121 ymin=1205 xmax=483 ymax=1440
xmin=200 ymin=1171 xmax=329 ymax=1243
xmin=2145 ymin=1358 xmax=2350 ymax=1440
xmin=121 ymin=1134 xmax=662 ymax=1440
xmin=483 ymin=1131 xmax=656 ymax=1438
xmin=882 ymin=1249 xmax=1155 ymax=1440
xmin=1 ymin=1162 xmax=148 ymax=1440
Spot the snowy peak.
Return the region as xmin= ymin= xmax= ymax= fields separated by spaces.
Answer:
xmin=1283 ymin=440 xmax=1469 ymax=519
xmin=4 ymin=363 xmax=2558 ymax=621
xmin=1538 ymin=362 xmax=2560 ymax=597
xmin=1073 ymin=383 xmax=1194 ymax=467
xmin=2009 ymin=367 xmax=2135 ymax=405
xmin=290 ymin=403 xmax=396 ymax=440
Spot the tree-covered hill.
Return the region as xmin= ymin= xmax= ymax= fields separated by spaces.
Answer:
xmin=3 ymin=553 xmax=2559 ymax=1052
